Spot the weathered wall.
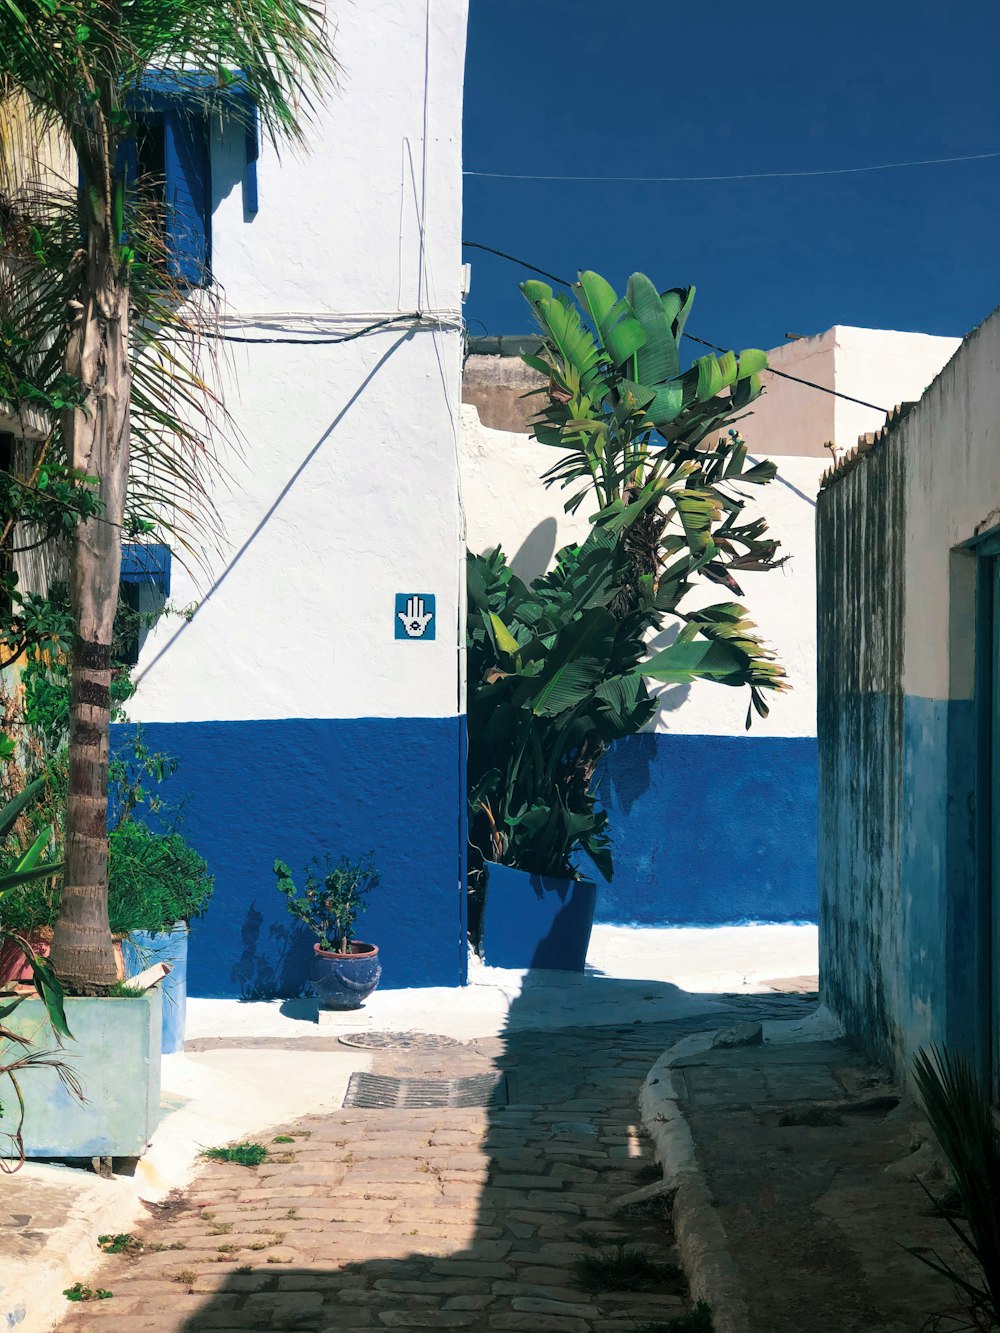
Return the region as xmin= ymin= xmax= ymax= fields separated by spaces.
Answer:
xmin=817 ymin=307 xmax=999 ymax=1075
xmin=124 ymin=0 xmax=471 ymax=996
xmin=816 ymin=424 xmax=906 ymax=1062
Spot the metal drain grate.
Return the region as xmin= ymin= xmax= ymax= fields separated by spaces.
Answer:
xmin=337 ymin=1031 xmax=465 ymax=1052
xmin=343 ymin=1071 xmax=508 ymax=1109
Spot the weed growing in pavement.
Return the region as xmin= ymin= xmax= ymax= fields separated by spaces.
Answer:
xmin=638 ymin=1301 xmax=715 ymax=1333
xmin=235 ymin=1265 xmax=253 ymax=1274
xmin=273 ymin=1135 xmax=294 ymax=1143
xmin=573 ymin=1241 xmax=683 ymax=1293
xmin=172 ymin=1270 xmax=196 ymax=1284
xmin=97 ymin=1233 xmax=142 ymax=1254
xmin=209 ymin=1222 xmax=233 ymax=1234
xmin=202 ymin=1142 xmax=269 ymax=1167
xmin=64 ymin=1284 xmax=112 ymax=1301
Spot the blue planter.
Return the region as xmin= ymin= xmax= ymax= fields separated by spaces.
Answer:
xmin=311 ymin=942 xmax=382 ymax=1010
xmin=123 ymin=924 xmax=188 ymax=1053
xmin=481 ymin=862 xmax=597 ymax=972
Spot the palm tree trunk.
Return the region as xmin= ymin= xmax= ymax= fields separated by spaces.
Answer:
xmin=49 ymin=253 xmax=130 ymax=992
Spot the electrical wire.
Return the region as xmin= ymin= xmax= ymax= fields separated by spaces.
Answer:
xmin=203 ymin=311 xmax=459 ymax=345
xmin=464 ymin=149 xmax=1000 ymax=184
xmin=462 ymin=242 xmax=889 ymax=413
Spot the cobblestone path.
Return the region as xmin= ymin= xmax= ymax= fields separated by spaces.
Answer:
xmin=55 ymin=997 xmax=815 ymax=1332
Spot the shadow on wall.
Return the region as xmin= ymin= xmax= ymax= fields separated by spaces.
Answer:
xmin=231 ymin=903 xmax=315 ymax=1001
xmin=507 ymin=516 xmax=559 ymax=582
xmin=174 ymin=940 xmax=752 ymax=1333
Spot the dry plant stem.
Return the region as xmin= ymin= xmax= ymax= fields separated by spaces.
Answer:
xmin=49 ymin=245 xmax=129 ymax=990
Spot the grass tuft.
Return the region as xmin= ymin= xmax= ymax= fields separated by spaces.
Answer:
xmin=574 ymin=1241 xmax=683 ymax=1293
xmin=172 ymin=1269 xmax=196 ymax=1285
xmin=272 ymin=1135 xmax=295 ymax=1143
xmin=202 ymin=1142 xmax=269 ymax=1167
xmin=104 ymin=981 xmax=147 ymax=998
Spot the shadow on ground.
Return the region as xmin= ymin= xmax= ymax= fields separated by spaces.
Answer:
xmin=56 ymin=973 xmax=817 ymax=1333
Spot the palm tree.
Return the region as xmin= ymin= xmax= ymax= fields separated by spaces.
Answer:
xmin=0 ymin=0 xmax=334 ymax=988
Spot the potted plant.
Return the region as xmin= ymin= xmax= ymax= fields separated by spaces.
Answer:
xmin=0 ymin=736 xmax=213 ymax=1052
xmin=274 ymin=855 xmax=381 ymax=1010
xmin=466 ymin=268 xmax=791 ymax=971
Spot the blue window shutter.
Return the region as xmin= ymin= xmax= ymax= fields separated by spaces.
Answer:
xmin=163 ymin=108 xmax=210 ymax=285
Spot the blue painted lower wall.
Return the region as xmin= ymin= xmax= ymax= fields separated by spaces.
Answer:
xmin=111 ymin=716 xmax=464 ymax=998
xmin=596 ymin=733 xmax=819 ymax=925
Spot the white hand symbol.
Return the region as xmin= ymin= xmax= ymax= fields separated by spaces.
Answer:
xmin=398 ymin=595 xmax=432 ymax=638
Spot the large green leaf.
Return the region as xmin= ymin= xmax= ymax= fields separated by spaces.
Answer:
xmin=0 ymin=776 xmax=44 ymax=842
xmin=639 ymin=635 xmax=747 ymax=684
xmin=601 ymin=295 xmax=647 ymax=370
xmin=626 ymin=272 xmax=679 ymax=385
xmin=575 ymin=270 xmax=617 ymax=330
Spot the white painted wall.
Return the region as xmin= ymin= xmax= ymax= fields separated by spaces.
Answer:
xmin=460 ymin=401 xmax=824 ymax=738
xmin=737 ymin=326 xmax=960 ymax=459
xmin=900 ymin=306 xmax=1000 ymax=702
xmin=131 ymin=0 xmax=469 ymax=724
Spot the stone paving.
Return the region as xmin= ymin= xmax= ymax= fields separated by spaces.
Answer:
xmin=52 ymin=995 xmax=816 ymax=1333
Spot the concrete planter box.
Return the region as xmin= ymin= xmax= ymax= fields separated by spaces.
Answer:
xmin=0 ymin=990 xmax=162 ymax=1158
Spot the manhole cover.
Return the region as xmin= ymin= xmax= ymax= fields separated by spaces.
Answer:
xmin=343 ymin=1072 xmax=508 ymax=1109
xmin=337 ymin=1031 xmax=465 ymax=1052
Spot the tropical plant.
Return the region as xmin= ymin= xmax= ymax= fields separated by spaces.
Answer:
xmin=466 ymin=270 xmax=787 ymax=886
xmin=274 ymin=855 xmax=379 ymax=954
xmin=0 ymin=0 xmax=335 ymax=989
xmin=0 ymin=774 xmax=78 ymax=1171
xmin=908 ymin=1045 xmax=1000 ymax=1331
xmin=0 ymin=731 xmax=212 ymax=936
xmin=521 ymin=271 xmax=768 ymax=515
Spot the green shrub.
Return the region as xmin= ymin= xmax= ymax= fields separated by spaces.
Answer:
xmin=275 ymin=855 xmax=378 ymax=953
xmin=108 ymin=820 xmax=213 ymax=934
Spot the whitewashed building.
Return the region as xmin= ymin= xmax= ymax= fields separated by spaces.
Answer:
xmin=126 ymin=0 xmax=471 ymax=996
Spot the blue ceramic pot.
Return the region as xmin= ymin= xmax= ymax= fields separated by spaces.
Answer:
xmin=311 ymin=941 xmax=381 ymax=1010
xmin=481 ymin=862 xmax=597 ymax=972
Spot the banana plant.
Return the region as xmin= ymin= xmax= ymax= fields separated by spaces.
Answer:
xmin=467 ymin=496 xmax=785 ymax=883
xmin=521 ymin=270 xmax=769 ymax=513
xmin=468 ymin=272 xmax=788 ymax=886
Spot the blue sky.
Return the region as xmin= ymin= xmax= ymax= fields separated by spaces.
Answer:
xmin=461 ymin=0 xmax=1000 ymax=353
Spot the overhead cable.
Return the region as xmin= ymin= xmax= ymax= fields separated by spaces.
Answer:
xmin=464 ymin=150 xmax=1000 ymax=184
xmin=461 ymin=242 xmax=889 ymax=413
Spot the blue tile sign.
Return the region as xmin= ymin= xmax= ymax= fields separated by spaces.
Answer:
xmin=395 ymin=593 xmax=436 ymax=641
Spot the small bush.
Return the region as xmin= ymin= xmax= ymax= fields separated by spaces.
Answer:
xmin=202 ymin=1142 xmax=269 ymax=1167
xmin=97 ymin=1232 xmax=141 ymax=1253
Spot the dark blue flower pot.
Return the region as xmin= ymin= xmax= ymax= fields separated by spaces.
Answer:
xmin=481 ymin=862 xmax=597 ymax=972
xmin=123 ymin=923 xmax=188 ymax=1053
xmin=311 ymin=942 xmax=382 ymax=1010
